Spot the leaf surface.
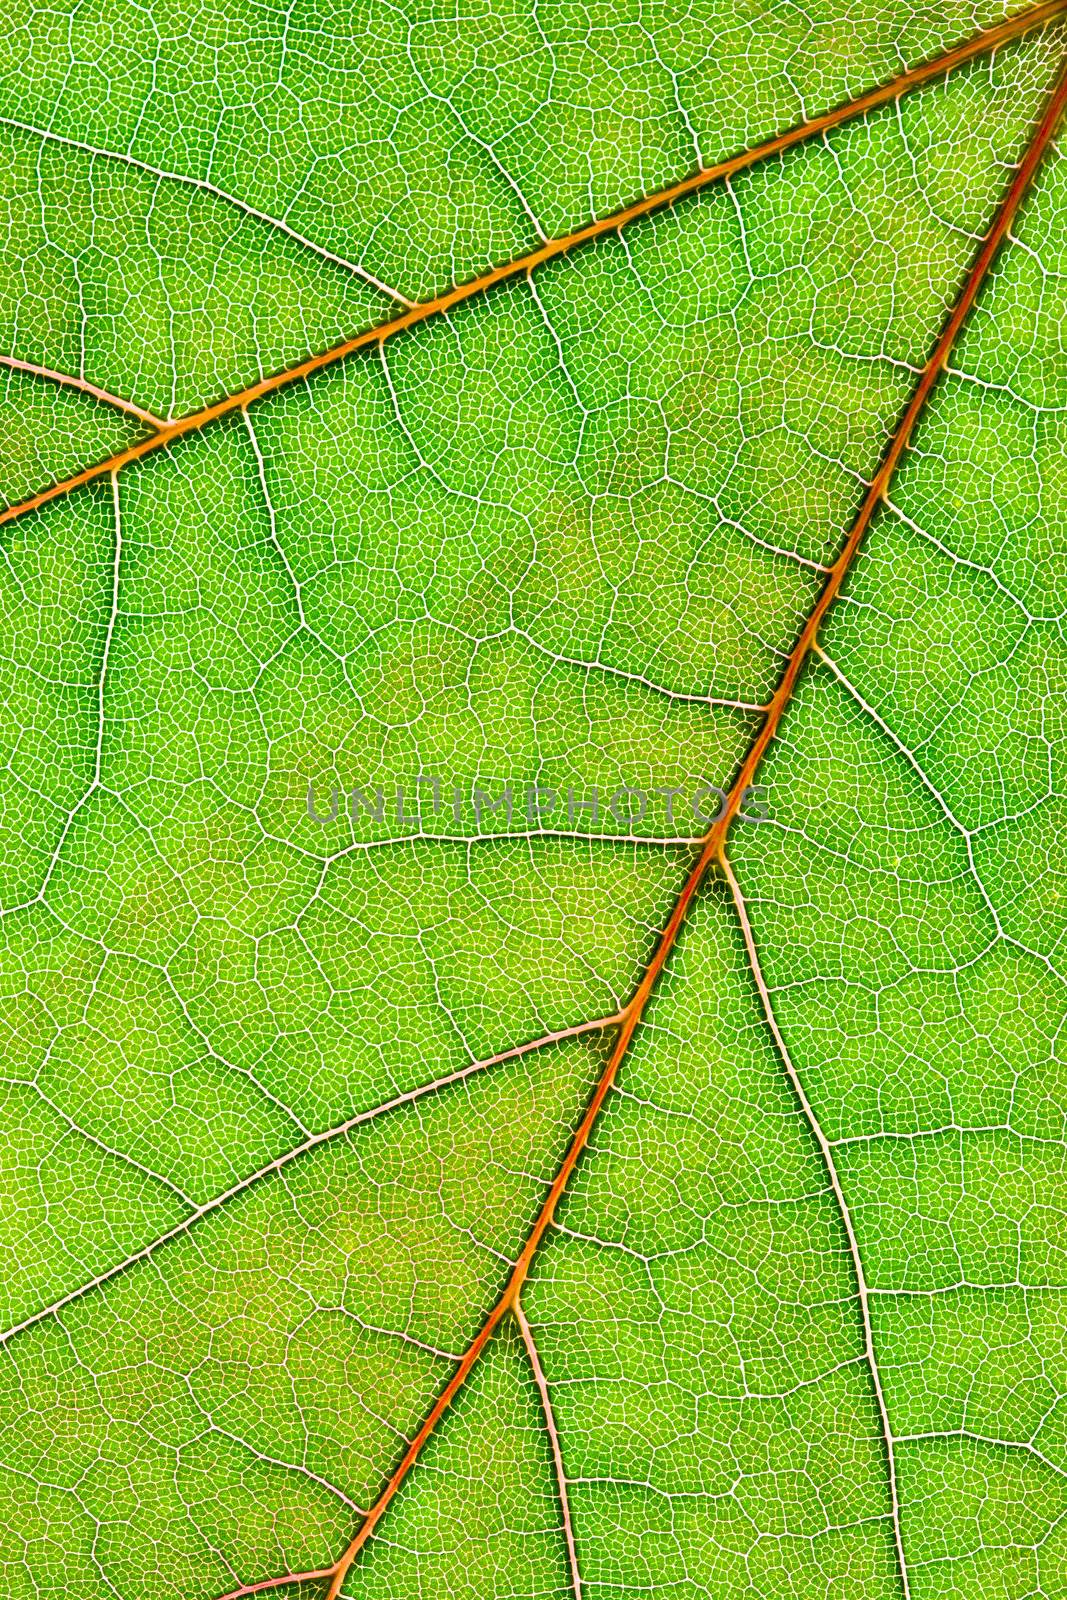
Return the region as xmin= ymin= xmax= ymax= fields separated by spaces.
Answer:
xmin=0 ymin=6 xmax=1065 ymax=1599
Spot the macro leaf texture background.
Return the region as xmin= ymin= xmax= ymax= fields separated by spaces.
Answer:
xmin=0 ymin=1 xmax=1065 ymax=1597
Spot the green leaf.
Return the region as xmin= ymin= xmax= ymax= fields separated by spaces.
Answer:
xmin=0 ymin=5 xmax=1064 ymax=1599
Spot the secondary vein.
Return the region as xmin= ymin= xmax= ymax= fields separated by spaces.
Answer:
xmin=1 ymin=0 xmax=1061 ymax=537
xmin=316 ymin=49 xmax=1067 ymax=1600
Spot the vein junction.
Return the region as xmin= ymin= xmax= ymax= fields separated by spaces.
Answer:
xmin=0 ymin=8 xmax=1064 ymax=1600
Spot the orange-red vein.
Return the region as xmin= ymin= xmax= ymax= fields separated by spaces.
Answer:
xmin=316 ymin=49 xmax=1067 ymax=1600
xmin=3 ymin=0 xmax=1064 ymax=538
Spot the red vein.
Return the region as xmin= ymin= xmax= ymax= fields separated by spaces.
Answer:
xmin=0 ymin=1012 xmax=622 ymax=1349
xmin=315 ymin=50 xmax=1067 ymax=1600
xmin=3 ymin=0 xmax=1064 ymax=538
